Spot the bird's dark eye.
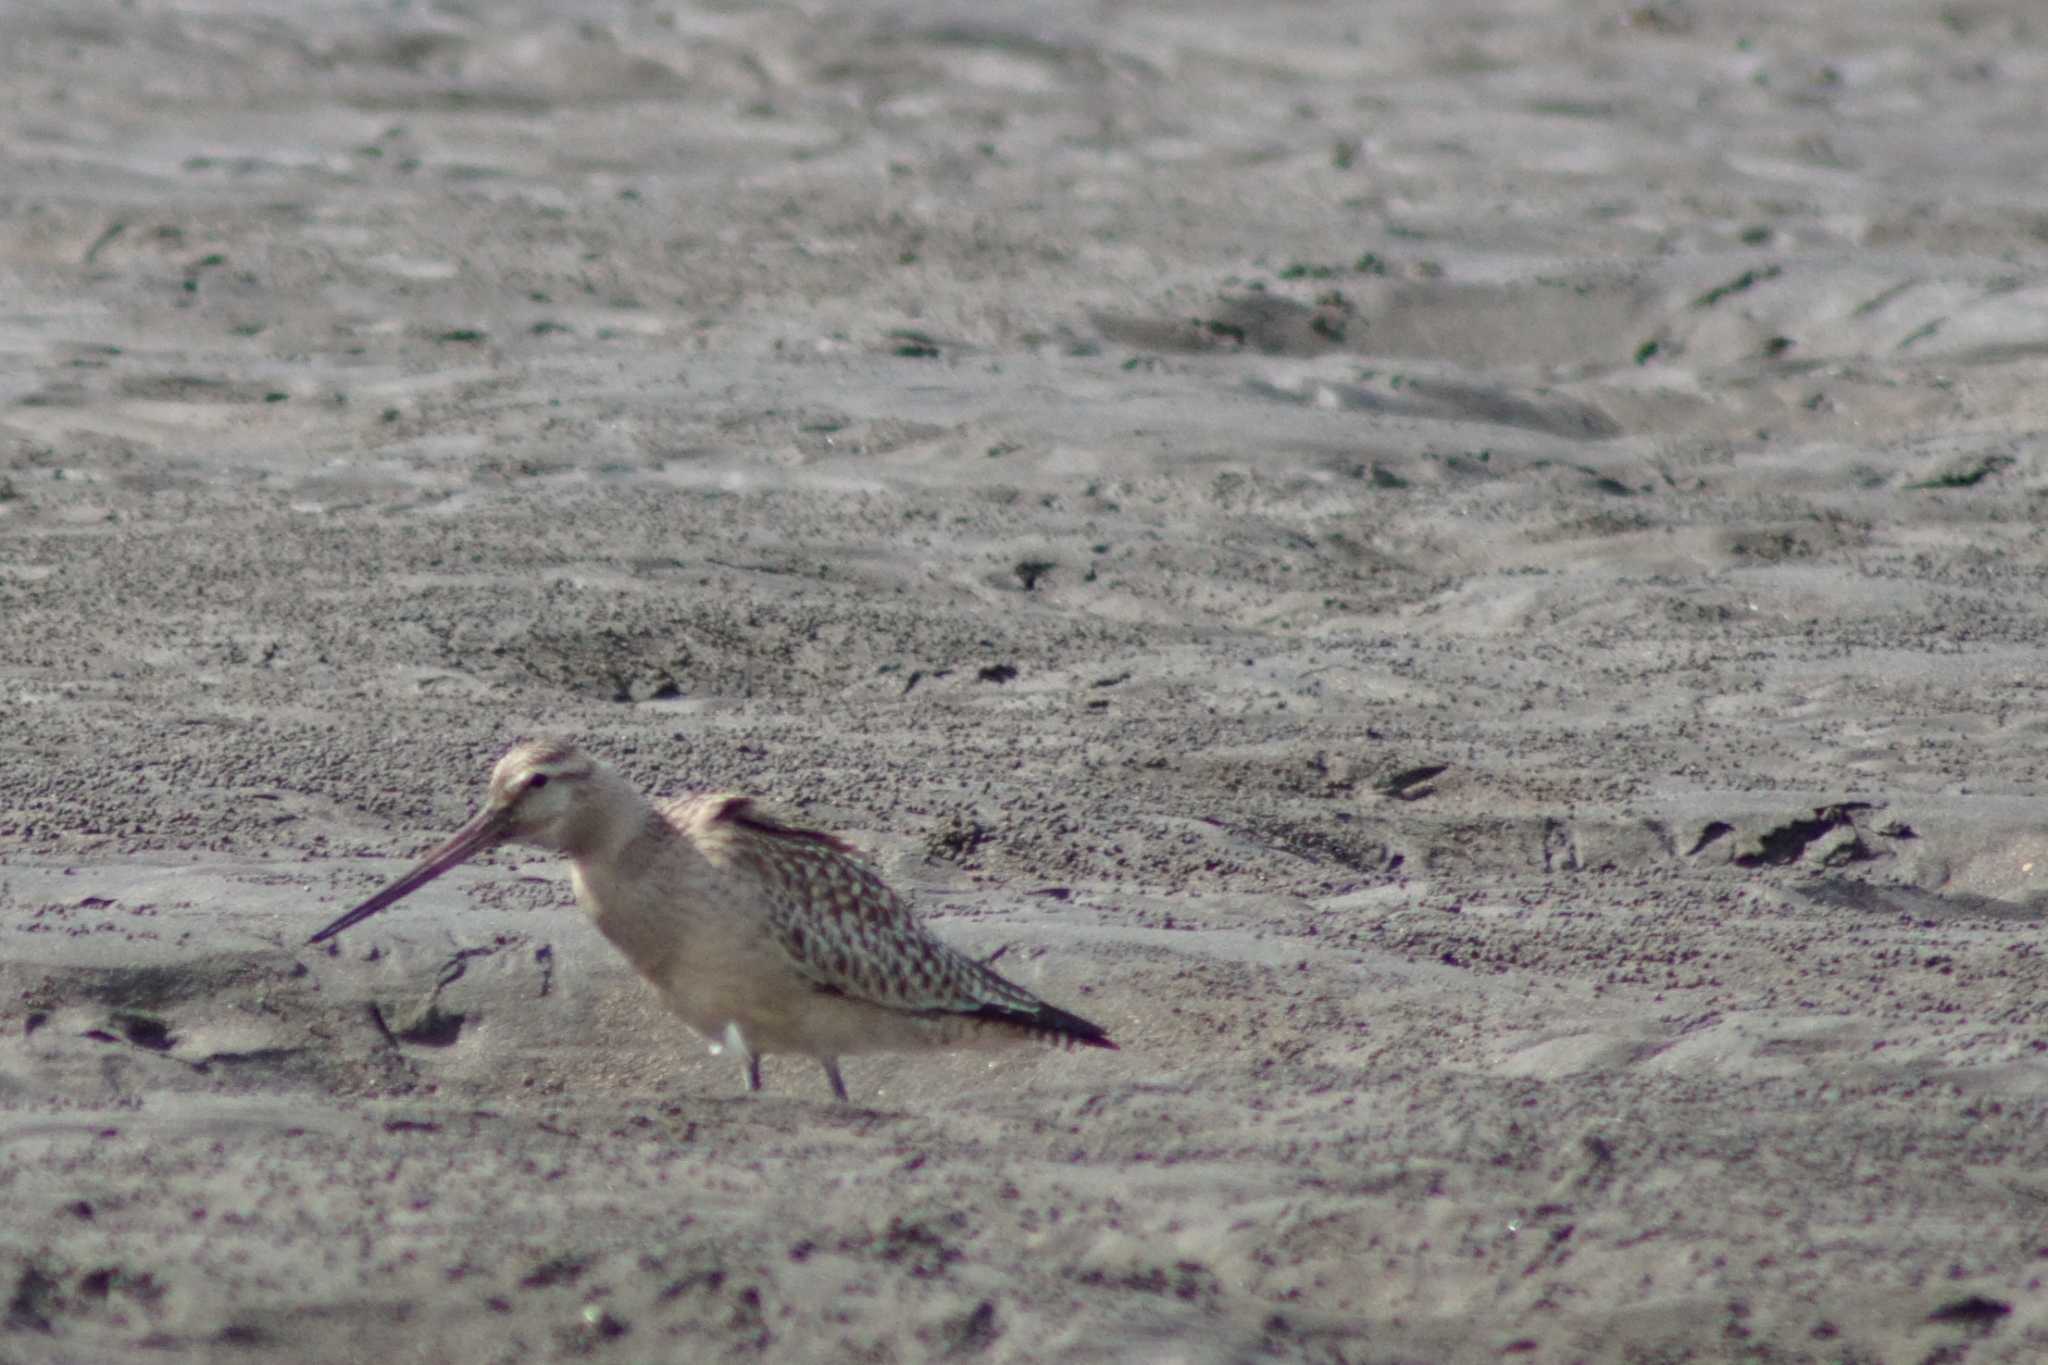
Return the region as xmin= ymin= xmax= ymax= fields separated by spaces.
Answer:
xmin=527 ymin=773 xmax=550 ymax=791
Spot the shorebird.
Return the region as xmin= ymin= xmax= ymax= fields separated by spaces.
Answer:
xmin=306 ymin=739 xmax=1115 ymax=1101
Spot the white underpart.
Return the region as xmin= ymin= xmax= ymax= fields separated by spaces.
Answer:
xmin=710 ymin=1020 xmax=750 ymax=1060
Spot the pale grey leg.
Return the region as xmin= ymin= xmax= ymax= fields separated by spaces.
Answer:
xmin=722 ymin=1022 xmax=761 ymax=1095
xmin=821 ymin=1058 xmax=848 ymax=1103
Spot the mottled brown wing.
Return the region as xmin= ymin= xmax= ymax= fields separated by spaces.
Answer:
xmin=671 ymin=794 xmax=1040 ymax=1015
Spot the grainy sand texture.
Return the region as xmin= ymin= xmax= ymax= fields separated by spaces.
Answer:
xmin=7 ymin=1 xmax=2048 ymax=1361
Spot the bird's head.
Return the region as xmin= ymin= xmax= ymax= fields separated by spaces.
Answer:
xmin=306 ymin=738 xmax=613 ymax=945
xmin=482 ymin=739 xmax=604 ymax=852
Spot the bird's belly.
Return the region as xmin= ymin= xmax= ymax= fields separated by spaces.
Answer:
xmin=571 ymin=866 xmax=820 ymax=1053
xmin=608 ymin=921 xmax=959 ymax=1060
xmin=667 ymin=970 xmax=1004 ymax=1062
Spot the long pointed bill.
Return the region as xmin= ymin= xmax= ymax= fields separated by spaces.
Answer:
xmin=307 ymin=804 xmax=515 ymax=945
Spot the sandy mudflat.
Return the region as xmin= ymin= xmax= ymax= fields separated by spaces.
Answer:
xmin=7 ymin=1 xmax=2048 ymax=1360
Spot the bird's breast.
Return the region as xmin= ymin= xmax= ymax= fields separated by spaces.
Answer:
xmin=569 ymin=858 xmax=762 ymax=986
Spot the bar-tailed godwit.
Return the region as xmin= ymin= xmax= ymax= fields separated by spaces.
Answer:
xmin=306 ymin=739 xmax=1116 ymax=1101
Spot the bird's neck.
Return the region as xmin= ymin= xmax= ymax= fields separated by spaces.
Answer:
xmin=554 ymin=770 xmax=659 ymax=864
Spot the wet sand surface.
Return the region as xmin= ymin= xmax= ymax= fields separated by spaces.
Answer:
xmin=6 ymin=1 xmax=2048 ymax=1360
